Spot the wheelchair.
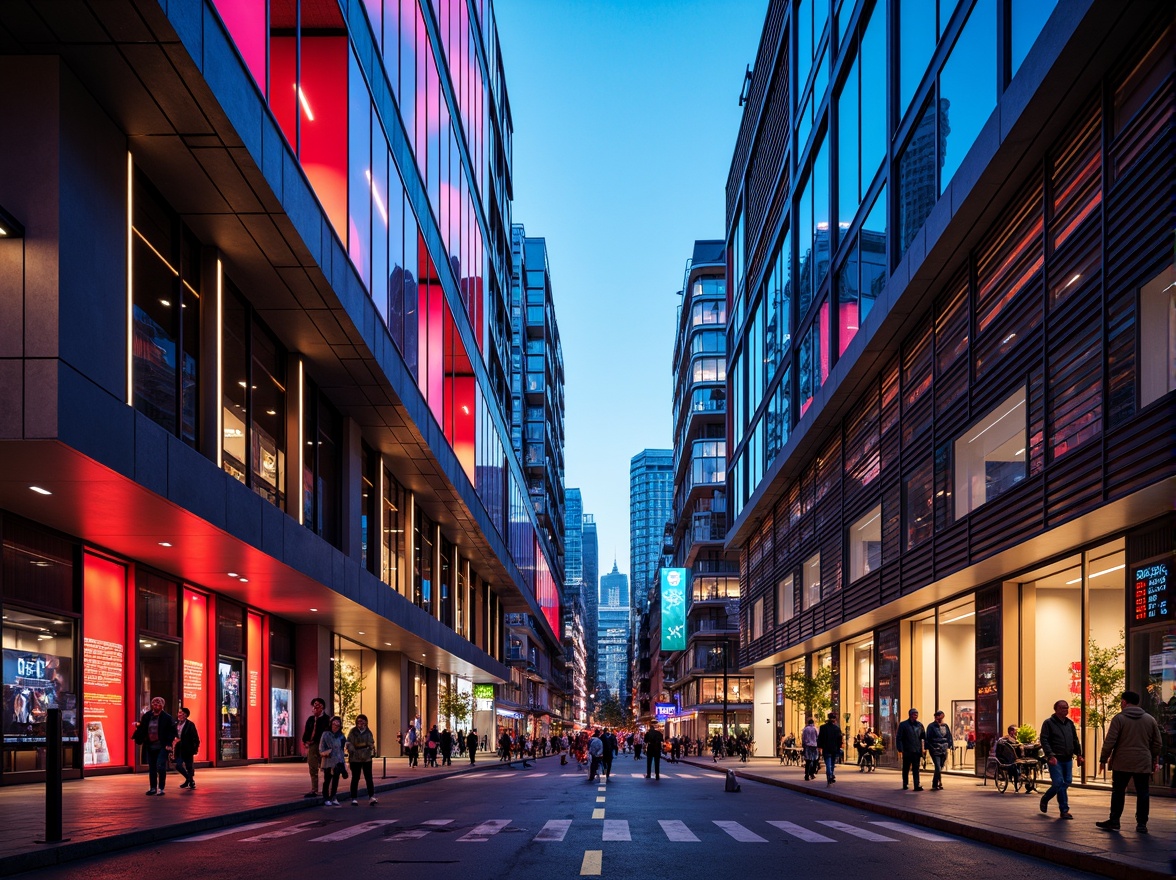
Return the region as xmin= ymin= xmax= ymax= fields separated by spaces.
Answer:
xmin=992 ymin=741 xmax=1040 ymax=793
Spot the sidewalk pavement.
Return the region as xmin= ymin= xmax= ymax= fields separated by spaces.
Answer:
xmin=0 ymin=751 xmax=546 ymax=877
xmin=681 ymin=755 xmax=1174 ymax=880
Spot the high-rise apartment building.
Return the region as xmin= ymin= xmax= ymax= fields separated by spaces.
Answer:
xmin=563 ymin=488 xmax=588 ymax=723
xmin=661 ymin=241 xmax=748 ymax=741
xmin=0 ymin=0 xmax=566 ymax=782
xmin=511 ymin=226 xmax=566 ymax=572
xmin=582 ymin=513 xmax=600 ymax=699
xmin=726 ymin=0 xmax=1174 ymax=779
xmin=629 ymin=449 xmax=673 ymax=613
xmin=597 ymin=562 xmax=631 ymax=703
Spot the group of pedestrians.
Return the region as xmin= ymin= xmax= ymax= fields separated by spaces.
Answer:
xmin=130 ymin=697 xmax=202 ymax=796
xmin=299 ymin=697 xmax=379 ymax=806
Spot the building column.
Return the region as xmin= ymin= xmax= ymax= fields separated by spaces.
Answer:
xmin=754 ymin=665 xmax=775 ymax=754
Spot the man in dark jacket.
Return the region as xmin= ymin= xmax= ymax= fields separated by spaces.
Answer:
xmin=1039 ymin=699 xmax=1083 ymax=819
xmin=301 ymin=697 xmax=330 ymax=797
xmin=925 ymin=710 xmax=954 ymax=790
xmin=896 ymin=708 xmax=926 ymax=791
xmin=439 ymin=727 xmax=454 ymax=765
xmin=1096 ymin=690 xmax=1163 ymax=833
xmin=132 ymin=696 xmax=177 ymax=796
xmin=601 ymin=728 xmax=618 ymax=779
xmin=816 ymin=713 xmax=843 ymax=786
xmin=466 ymin=728 xmax=479 ymax=764
xmin=644 ymin=723 xmax=665 ymax=779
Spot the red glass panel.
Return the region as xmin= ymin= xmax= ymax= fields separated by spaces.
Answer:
xmin=301 ymin=36 xmax=349 ymax=239
xmin=83 ymin=554 xmax=127 ymax=767
xmin=270 ymin=36 xmax=298 ymax=149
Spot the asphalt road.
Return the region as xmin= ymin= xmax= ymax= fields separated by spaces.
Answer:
xmin=29 ymin=759 xmax=1107 ymax=880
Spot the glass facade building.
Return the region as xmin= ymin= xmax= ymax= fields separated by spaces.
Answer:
xmin=0 ymin=0 xmax=565 ymax=782
xmin=726 ymin=0 xmax=1174 ymax=782
xmin=597 ymin=563 xmax=631 ymax=703
xmin=629 ymin=449 xmax=674 ymax=613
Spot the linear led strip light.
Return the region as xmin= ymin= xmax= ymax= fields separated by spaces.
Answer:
xmin=216 ymin=258 xmax=224 ymax=468
xmin=297 ymin=357 xmax=304 ymax=525
xmin=126 ymin=152 xmax=134 ymax=405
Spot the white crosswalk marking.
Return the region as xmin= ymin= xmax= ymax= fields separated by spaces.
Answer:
xmin=870 ymin=821 xmax=954 ymax=842
xmin=390 ymin=819 xmax=453 ymax=840
xmin=714 ymin=821 xmax=768 ymax=842
xmin=817 ymin=820 xmax=897 ymax=842
xmin=630 ymin=773 xmax=644 ymax=778
xmin=766 ymin=820 xmax=836 ymax=843
xmin=173 ymin=821 xmax=281 ymax=842
xmin=457 ymin=819 xmax=511 ymax=842
xmin=311 ymin=820 xmax=399 ymax=842
xmin=602 ymin=819 xmax=631 ymax=841
xmin=534 ymin=819 xmax=572 ymax=841
xmin=674 ymin=773 xmax=699 ymax=778
xmin=526 ymin=772 xmax=549 ymax=777
xmin=659 ymin=820 xmax=700 ymax=842
xmin=241 ymin=821 xmax=328 ymax=842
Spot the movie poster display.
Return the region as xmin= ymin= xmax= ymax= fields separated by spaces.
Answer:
xmin=271 ymin=687 xmax=292 ymax=737
xmin=218 ymin=658 xmax=243 ymax=760
xmin=83 ymin=554 xmax=126 ymax=765
xmin=3 ymin=650 xmax=77 ymax=744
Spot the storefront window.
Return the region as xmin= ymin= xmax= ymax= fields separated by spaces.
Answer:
xmin=137 ymin=571 xmax=178 ymax=637
xmin=904 ymin=608 xmax=936 ymax=721
xmin=875 ymin=623 xmax=900 ymax=763
xmin=954 ymin=387 xmax=1026 ymax=518
xmin=843 ymin=633 xmax=874 ymax=737
xmin=1084 ymin=541 xmax=1126 ymax=775
xmin=938 ymin=597 xmax=976 ymax=757
xmin=2 ymin=611 xmax=77 ymax=774
xmin=1139 ymin=265 xmax=1175 ymax=409
xmin=1021 ymin=555 xmax=1083 ymax=759
xmin=217 ymin=657 xmax=243 ymax=760
xmin=137 ymin=637 xmax=178 ymax=723
xmin=333 ymin=634 xmax=376 ymax=732
xmin=777 ymin=574 xmax=795 ymax=623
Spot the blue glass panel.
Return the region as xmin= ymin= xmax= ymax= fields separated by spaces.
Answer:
xmin=939 ymin=0 xmax=996 ymax=191
xmin=798 ymin=0 xmax=814 ymax=86
xmin=797 ymin=173 xmax=814 ymax=318
xmin=814 ymin=134 xmax=831 ymax=287
xmin=899 ymin=0 xmax=936 ymax=119
xmin=1011 ymin=0 xmax=1058 ymax=78
xmin=861 ymin=183 xmax=887 ymax=315
xmin=837 ymin=55 xmax=860 ymax=226
xmin=898 ymin=102 xmax=938 ymax=257
xmin=860 ymin=0 xmax=886 ymax=177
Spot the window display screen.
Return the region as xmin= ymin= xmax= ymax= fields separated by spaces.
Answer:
xmin=218 ymin=658 xmax=242 ymax=760
xmin=1133 ymin=559 xmax=1171 ymax=623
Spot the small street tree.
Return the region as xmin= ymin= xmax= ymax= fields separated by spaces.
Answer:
xmin=1072 ymin=631 xmax=1124 ymax=779
xmin=437 ymin=685 xmax=474 ymax=729
xmin=781 ymin=664 xmax=834 ymax=719
xmin=334 ymin=660 xmax=366 ymax=729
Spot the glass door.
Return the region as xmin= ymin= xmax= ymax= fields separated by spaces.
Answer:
xmin=217 ymin=657 xmax=244 ymax=761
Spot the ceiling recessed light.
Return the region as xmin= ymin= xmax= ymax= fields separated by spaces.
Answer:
xmin=239 ymin=577 xmax=248 ymax=583
xmin=29 ymin=486 xmax=51 ymax=495
xmin=158 ymin=541 xmax=172 ymax=547
xmin=358 ymin=631 xmax=365 ymax=635
xmin=310 ymin=608 xmax=318 ymax=612
xmin=385 ymin=642 xmax=392 ymax=646
xmin=227 ymin=572 xmax=238 ymax=578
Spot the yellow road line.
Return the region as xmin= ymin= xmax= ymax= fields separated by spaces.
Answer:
xmin=591 ymin=808 xmax=605 ymax=819
xmin=581 ymin=850 xmax=602 ymax=876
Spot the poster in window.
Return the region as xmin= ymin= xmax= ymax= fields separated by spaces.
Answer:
xmin=271 ymin=687 xmax=292 ymax=737
xmin=951 ymin=700 xmax=975 ymax=740
xmin=3 ymin=651 xmax=77 ymax=743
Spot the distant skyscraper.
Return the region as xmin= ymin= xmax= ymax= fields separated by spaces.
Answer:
xmin=564 ymin=488 xmax=583 ymax=591
xmin=597 ymin=561 xmax=631 ymax=702
xmin=582 ymin=514 xmax=600 ymax=696
xmin=629 ymin=449 xmax=673 ymax=613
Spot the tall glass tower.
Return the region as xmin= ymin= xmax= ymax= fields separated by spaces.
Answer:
xmin=629 ymin=449 xmax=674 ymax=613
xmin=597 ymin=562 xmax=631 ymax=703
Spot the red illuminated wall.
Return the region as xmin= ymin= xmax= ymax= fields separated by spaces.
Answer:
xmin=211 ymin=0 xmax=267 ymax=93
xmin=83 ymin=554 xmax=127 ymax=768
xmin=182 ymin=588 xmax=210 ymax=762
xmin=533 ymin=542 xmax=561 ymax=637
xmin=247 ymin=612 xmax=264 ymax=758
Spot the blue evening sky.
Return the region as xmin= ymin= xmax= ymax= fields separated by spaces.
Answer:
xmin=496 ymin=0 xmax=765 ymax=581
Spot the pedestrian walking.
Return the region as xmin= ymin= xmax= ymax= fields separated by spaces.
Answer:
xmin=1039 ymin=699 xmax=1083 ymax=819
xmin=173 ymin=706 xmax=200 ymax=790
xmin=801 ymin=717 xmax=819 ymax=780
xmin=405 ymin=724 xmax=419 ymax=767
xmin=926 ymin=710 xmax=953 ymax=790
xmin=319 ymin=716 xmax=347 ymax=806
xmin=301 ymin=697 xmax=330 ymax=796
xmin=439 ymin=727 xmax=454 ymax=766
xmin=634 ymin=730 xmax=644 ymax=760
xmin=587 ymin=729 xmax=604 ymax=782
xmin=346 ymin=714 xmax=377 ymax=805
xmin=466 ymin=728 xmax=479 ymax=764
xmin=1096 ymin=691 xmax=1162 ymax=834
xmin=131 ymin=696 xmax=177 ymax=796
xmin=601 ymin=728 xmax=618 ymax=779
xmin=645 ymin=723 xmax=664 ymax=779
xmin=425 ymin=724 xmax=440 ymax=767
xmin=817 ymin=713 xmax=842 ymax=786
xmin=896 ymin=708 xmax=926 ymax=791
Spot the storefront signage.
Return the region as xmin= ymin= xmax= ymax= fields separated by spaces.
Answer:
xmin=474 ymin=683 xmax=494 ymax=711
xmin=660 ymin=568 xmax=689 ymax=651
xmin=654 ymin=702 xmax=676 ymax=721
xmin=1132 ymin=560 xmax=1171 ymax=623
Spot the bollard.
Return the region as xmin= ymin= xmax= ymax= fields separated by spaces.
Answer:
xmin=36 ymin=708 xmax=68 ymax=844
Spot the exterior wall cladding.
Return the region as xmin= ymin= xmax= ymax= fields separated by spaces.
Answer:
xmin=725 ymin=0 xmax=1175 ymax=768
xmin=0 ymin=0 xmax=566 ymax=780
